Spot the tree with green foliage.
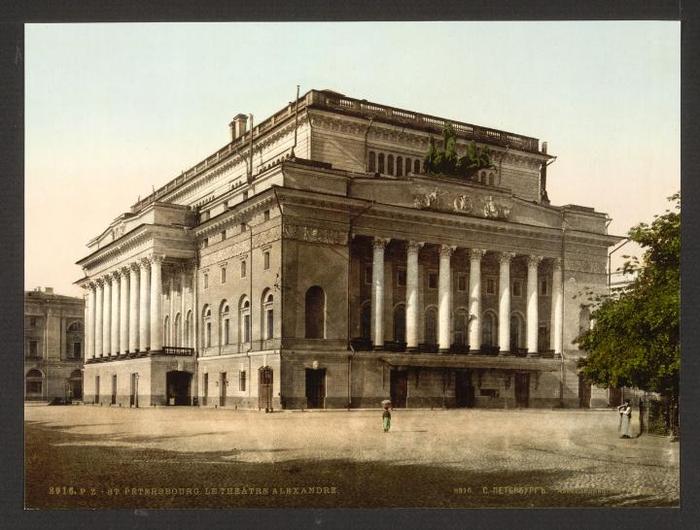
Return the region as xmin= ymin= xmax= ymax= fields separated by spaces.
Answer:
xmin=576 ymin=193 xmax=680 ymax=406
xmin=424 ymin=124 xmax=493 ymax=179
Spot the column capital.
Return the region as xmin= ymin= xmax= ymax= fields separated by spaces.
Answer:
xmin=469 ymin=248 xmax=486 ymax=261
xmin=439 ymin=244 xmax=457 ymax=258
xmin=150 ymin=254 xmax=166 ymax=265
xmin=139 ymin=257 xmax=152 ymax=269
xmin=95 ymin=278 xmax=105 ymax=287
xmin=407 ymin=240 xmax=425 ymax=253
xmin=111 ymin=269 xmax=123 ymax=280
xmin=129 ymin=261 xmax=141 ymax=273
xmin=120 ymin=265 xmax=132 ymax=276
xmin=551 ymin=257 xmax=563 ymax=271
xmin=527 ymin=255 xmax=543 ymax=268
xmin=498 ymin=251 xmax=516 ymax=264
xmin=373 ymin=237 xmax=391 ymax=250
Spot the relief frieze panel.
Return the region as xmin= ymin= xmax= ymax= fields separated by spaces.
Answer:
xmin=412 ymin=187 xmax=513 ymax=220
xmin=564 ymin=258 xmax=606 ymax=275
xmin=282 ymin=224 xmax=348 ymax=246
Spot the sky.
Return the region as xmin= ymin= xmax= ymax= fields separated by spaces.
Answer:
xmin=25 ymin=22 xmax=680 ymax=298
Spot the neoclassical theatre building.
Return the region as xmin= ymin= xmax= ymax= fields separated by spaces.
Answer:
xmin=76 ymin=89 xmax=619 ymax=410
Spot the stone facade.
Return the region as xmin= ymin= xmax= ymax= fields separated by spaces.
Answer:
xmin=24 ymin=288 xmax=84 ymax=401
xmin=76 ymin=89 xmax=620 ymax=410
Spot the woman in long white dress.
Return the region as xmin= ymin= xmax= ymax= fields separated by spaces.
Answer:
xmin=617 ymin=400 xmax=632 ymax=438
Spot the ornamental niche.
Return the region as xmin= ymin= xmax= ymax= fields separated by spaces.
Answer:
xmin=412 ymin=188 xmax=512 ymax=220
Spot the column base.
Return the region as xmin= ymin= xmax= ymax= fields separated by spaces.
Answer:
xmin=498 ymin=350 xmax=511 ymax=356
xmin=438 ymin=348 xmax=450 ymax=354
xmin=526 ymin=352 xmax=541 ymax=358
xmin=407 ymin=346 xmax=419 ymax=353
xmin=373 ymin=344 xmax=385 ymax=351
xmin=468 ymin=349 xmax=481 ymax=355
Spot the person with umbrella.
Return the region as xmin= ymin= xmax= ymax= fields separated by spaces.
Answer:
xmin=381 ymin=399 xmax=392 ymax=433
xmin=617 ymin=399 xmax=632 ymax=438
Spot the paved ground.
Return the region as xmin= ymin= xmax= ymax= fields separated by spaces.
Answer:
xmin=25 ymin=405 xmax=679 ymax=508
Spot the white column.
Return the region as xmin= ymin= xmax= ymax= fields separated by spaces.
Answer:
xmin=468 ymin=248 xmax=485 ymax=353
xmin=110 ymin=271 xmax=120 ymax=356
xmin=102 ymin=277 xmax=112 ymax=356
xmin=84 ymin=286 xmax=92 ymax=359
xmin=119 ymin=268 xmax=129 ymax=353
xmin=371 ymin=237 xmax=390 ymax=349
xmin=139 ymin=259 xmax=150 ymax=351
xmin=87 ymin=283 xmax=96 ymax=359
xmin=180 ymin=268 xmax=187 ymax=347
xmin=438 ymin=244 xmax=455 ymax=353
xmin=405 ymin=240 xmax=423 ymax=351
xmin=94 ymin=280 xmax=103 ymax=357
xmin=150 ymin=255 xmax=164 ymax=351
xmin=526 ymin=255 xmax=542 ymax=355
xmin=498 ymin=252 xmax=515 ymax=355
xmin=128 ymin=263 xmax=140 ymax=352
xmin=551 ymin=258 xmax=563 ymax=356
xmin=169 ymin=273 xmax=175 ymax=346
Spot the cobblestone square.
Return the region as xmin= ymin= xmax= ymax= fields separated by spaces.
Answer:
xmin=25 ymin=404 xmax=679 ymax=508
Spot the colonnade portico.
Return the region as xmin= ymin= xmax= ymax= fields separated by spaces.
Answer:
xmin=83 ymin=255 xmax=176 ymax=359
xmin=368 ymin=236 xmax=564 ymax=356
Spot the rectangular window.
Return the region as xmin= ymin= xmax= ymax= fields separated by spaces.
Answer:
xmin=486 ymin=277 xmax=496 ymax=295
xmin=202 ymin=238 xmax=209 ymax=249
xmin=28 ymin=340 xmax=38 ymax=358
xmin=221 ymin=230 xmax=227 ymax=241
xmin=239 ymin=371 xmax=247 ymax=392
xmin=364 ymin=265 xmax=372 ymax=285
xmin=241 ymin=222 xmax=247 ymax=233
xmin=512 ymin=279 xmax=523 ymax=297
xmin=206 ymin=322 xmax=211 ymax=347
xmin=263 ymin=209 xmax=270 ymax=221
xmin=203 ymin=273 xmax=209 ymax=289
xmin=457 ymin=273 xmax=467 ymax=292
xmin=243 ymin=315 xmax=251 ymax=343
xmin=224 ymin=319 xmax=230 ymax=345
xmin=73 ymin=342 xmax=81 ymax=358
xmin=203 ymin=373 xmax=208 ymax=405
xmin=241 ymin=260 xmax=247 ymax=278
xmin=396 ymin=267 xmax=406 ymax=287
xmin=263 ymin=251 xmax=270 ymax=270
xmin=540 ymin=278 xmax=550 ymax=296
xmin=428 ymin=271 xmax=438 ymax=290
xmin=221 ymin=267 xmax=227 ymax=284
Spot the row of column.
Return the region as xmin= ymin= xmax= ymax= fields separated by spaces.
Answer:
xmin=84 ymin=255 xmax=164 ymax=358
xmin=370 ymin=238 xmax=564 ymax=355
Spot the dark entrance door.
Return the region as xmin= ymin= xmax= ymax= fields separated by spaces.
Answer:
xmin=68 ymin=370 xmax=83 ymax=401
xmin=130 ymin=373 xmax=138 ymax=407
xmin=305 ymin=368 xmax=326 ymax=409
xmin=514 ymin=373 xmax=530 ymax=408
xmin=166 ymin=371 xmax=192 ymax=405
xmin=258 ymin=366 xmax=273 ymax=411
xmin=578 ymin=373 xmax=591 ymax=408
xmin=455 ymin=370 xmax=474 ymax=408
xmin=390 ymin=370 xmax=408 ymax=408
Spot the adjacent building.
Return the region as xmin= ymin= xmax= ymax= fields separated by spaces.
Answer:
xmin=25 ymin=287 xmax=84 ymax=401
xmin=76 ymin=89 xmax=620 ymax=409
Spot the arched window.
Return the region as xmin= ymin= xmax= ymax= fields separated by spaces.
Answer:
xmin=454 ymin=308 xmax=468 ymax=346
xmin=262 ymin=289 xmax=274 ymax=340
xmin=185 ymin=310 xmax=192 ymax=348
xmin=25 ymin=369 xmax=43 ymax=397
xmin=482 ymin=311 xmax=498 ymax=347
xmin=378 ymin=153 xmax=385 ymax=174
xmin=480 ymin=170 xmax=487 ymax=184
xmin=174 ymin=313 xmax=181 ymax=347
xmin=67 ymin=322 xmax=81 ymax=333
xmin=415 ymin=159 xmax=422 ymax=174
xmin=202 ymin=305 xmax=212 ymax=349
xmin=425 ymin=307 xmax=437 ymax=345
xmin=396 ymin=156 xmax=403 ymax=177
xmin=405 ymin=157 xmax=412 ymax=174
xmin=368 ymin=151 xmax=376 ymax=172
xmin=387 ymin=154 xmax=394 ymax=175
xmin=488 ymin=171 xmax=495 ymax=186
xmin=360 ymin=301 xmax=371 ymax=340
xmin=220 ymin=301 xmax=230 ymax=346
xmin=163 ymin=315 xmax=170 ymax=347
xmin=239 ymin=296 xmax=251 ymax=344
xmin=510 ymin=313 xmax=525 ymax=352
xmin=66 ymin=321 xmax=82 ymax=359
xmin=393 ymin=304 xmax=406 ymax=343
xmin=305 ymin=286 xmax=326 ymax=339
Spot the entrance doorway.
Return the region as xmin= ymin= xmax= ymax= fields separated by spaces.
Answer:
xmin=68 ymin=370 xmax=82 ymax=401
xmin=130 ymin=373 xmax=139 ymax=407
xmin=455 ymin=370 xmax=474 ymax=408
xmin=514 ymin=373 xmax=530 ymax=408
xmin=305 ymin=368 xmax=326 ymax=409
xmin=578 ymin=373 xmax=591 ymax=408
xmin=219 ymin=372 xmax=227 ymax=407
xmin=258 ymin=366 xmax=273 ymax=411
xmin=111 ymin=374 xmax=117 ymax=405
xmin=166 ymin=371 xmax=192 ymax=405
xmin=390 ymin=369 xmax=408 ymax=408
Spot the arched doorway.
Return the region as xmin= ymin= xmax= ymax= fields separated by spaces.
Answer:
xmin=68 ymin=369 xmax=83 ymax=401
xmin=453 ymin=309 xmax=468 ymax=348
xmin=305 ymin=286 xmax=325 ymax=339
xmin=258 ymin=366 xmax=274 ymax=411
xmin=25 ymin=369 xmax=44 ymax=400
xmin=166 ymin=371 xmax=192 ymax=405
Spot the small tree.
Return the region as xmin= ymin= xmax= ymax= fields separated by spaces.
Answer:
xmin=424 ymin=125 xmax=493 ymax=179
xmin=577 ymin=193 xmax=680 ymax=409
